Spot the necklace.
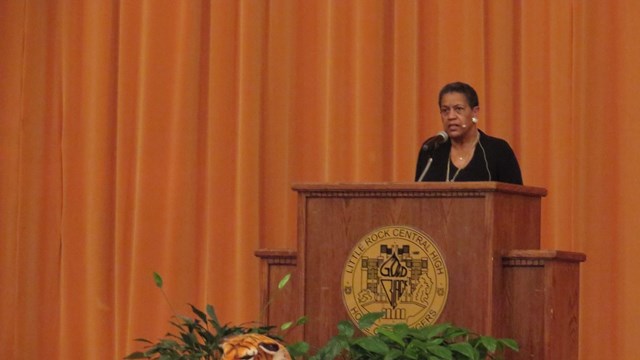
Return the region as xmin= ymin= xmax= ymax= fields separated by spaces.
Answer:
xmin=446 ymin=132 xmax=480 ymax=182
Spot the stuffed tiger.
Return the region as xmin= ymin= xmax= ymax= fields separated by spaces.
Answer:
xmin=221 ymin=333 xmax=292 ymax=360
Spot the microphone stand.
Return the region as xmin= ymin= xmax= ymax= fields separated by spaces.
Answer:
xmin=417 ymin=157 xmax=433 ymax=182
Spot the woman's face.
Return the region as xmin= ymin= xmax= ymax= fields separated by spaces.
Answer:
xmin=439 ymin=92 xmax=479 ymax=139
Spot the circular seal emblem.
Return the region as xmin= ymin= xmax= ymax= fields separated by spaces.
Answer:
xmin=341 ymin=225 xmax=449 ymax=334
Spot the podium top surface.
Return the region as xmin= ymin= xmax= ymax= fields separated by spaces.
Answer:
xmin=292 ymin=181 xmax=547 ymax=197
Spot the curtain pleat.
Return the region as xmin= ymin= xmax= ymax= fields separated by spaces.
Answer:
xmin=0 ymin=0 xmax=24 ymax=357
xmin=2 ymin=1 xmax=639 ymax=359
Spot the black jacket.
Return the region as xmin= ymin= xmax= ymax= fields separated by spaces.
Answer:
xmin=415 ymin=130 xmax=523 ymax=185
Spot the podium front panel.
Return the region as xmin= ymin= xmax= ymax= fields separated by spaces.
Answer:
xmin=294 ymin=183 xmax=543 ymax=347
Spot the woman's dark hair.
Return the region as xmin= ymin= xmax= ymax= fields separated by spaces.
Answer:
xmin=438 ymin=82 xmax=479 ymax=108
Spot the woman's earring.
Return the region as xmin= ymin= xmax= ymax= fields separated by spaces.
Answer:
xmin=472 ymin=117 xmax=478 ymax=124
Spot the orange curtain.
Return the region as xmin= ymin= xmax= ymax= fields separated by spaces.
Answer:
xmin=1 ymin=0 xmax=639 ymax=358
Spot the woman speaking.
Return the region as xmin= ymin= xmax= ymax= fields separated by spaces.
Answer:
xmin=415 ymin=82 xmax=523 ymax=185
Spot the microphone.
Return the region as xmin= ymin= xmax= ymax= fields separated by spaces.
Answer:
xmin=416 ymin=131 xmax=449 ymax=182
xmin=421 ymin=131 xmax=449 ymax=151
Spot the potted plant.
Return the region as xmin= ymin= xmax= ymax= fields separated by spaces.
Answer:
xmin=124 ymin=273 xmax=309 ymax=360
xmin=310 ymin=312 xmax=518 ymax=360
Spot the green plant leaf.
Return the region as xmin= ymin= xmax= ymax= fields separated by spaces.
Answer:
xmin=384 ymin=348 xmax=403 ymax=360
xmin=132 ymin=338 xmax=153 ymax=344
xmin=426 ymin=338 xmax=444 ymax=346
xmin=478 ymin=336 xmax=497 ymax=353
xmin=206 ymin=304 xmax=223 ymax=333
xmin=190 ymin=304 xmax=208 ymax=324
xmin=426 ymin=344 xmax=453 ymax=359
xmin=177 ymin=315 xmax=194 ymax=325
xmin=418 ymin=323 xmax=452 ymax=340
xmin=442 ymin=326 xmax=469 ymax=340
xmin=358 ymin=311 xmax=384 ymax=330
xmin=375 ymin=327 xmax=405 ymax=347
xmin=278 ymin=273 xmax=291 ymax=289
xmin=180 ymin=331 xmax=198 ymax=347
xmin=354 ymin=336 xmax=390 ymax=355
xmin=390 ymin=323 xmax=411 ymax=338
xmin=403 ymin=343 xmax=421 ymax=359
xmin=123 ymin=351 xmax=147 ymax=359
xmin=153 ymin=272 xmax=163 ymax=288
xmin=287 ymin=341 xmax=310 ymax=357
xmin=310 ymin=337 xmax=348 ymax=360
xmin=337 ymin=320 xmax=355 ymax=338
xmin=295 ymin=316 xmax=308 ymax=326
xmin=449 ymin=342 xmax=477 ymax=359
xmin=169 ymin=319 xmax=186 ymax=332
xmin=280 ymin=321 xmax=293 ymax=330
xmin=498 ymin=338 xmax=519 ymax=352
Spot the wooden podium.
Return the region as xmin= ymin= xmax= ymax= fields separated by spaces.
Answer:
xmin=256 ymin=182 xmax=585 ymax=359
